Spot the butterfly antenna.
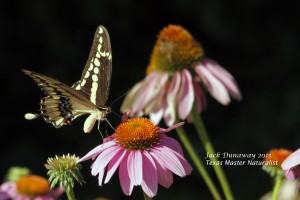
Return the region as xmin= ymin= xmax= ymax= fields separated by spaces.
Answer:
xmin=97 ymin=120 xmax=104 ymax=140
xmin=105 ymin=118 xmax=115 ymax=132
xmin=111 ymin=110 xmax=122 ymax=119
xmin=108 ymin=90 xmax=130 ymax=107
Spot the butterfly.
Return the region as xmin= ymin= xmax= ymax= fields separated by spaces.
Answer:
xmin=22 ymin=25 xmax=112 ymax=133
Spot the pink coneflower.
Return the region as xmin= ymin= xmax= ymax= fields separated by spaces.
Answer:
xmin=0 ymin=175 xmax=64 ymax=200
xmin=121 ymin=25 xmax=242 ymax=126
xmin=281 ymin=148 xmax=300 ymax=180
xmin=262 ymin=148 xmax=293 ymax=176
xmin=78 ymin=112 xmax=192 ymax=198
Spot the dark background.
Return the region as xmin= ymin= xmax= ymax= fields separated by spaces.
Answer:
xmin=1 ymin=0 xmax=300 ymax=199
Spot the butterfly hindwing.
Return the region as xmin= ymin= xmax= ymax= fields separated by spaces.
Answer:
xmin=22 ymin=69 xmax=96 ymax=128
xmin=72 ymin=25 xmax=112 ymax=107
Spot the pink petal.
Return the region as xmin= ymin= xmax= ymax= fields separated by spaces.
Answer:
xmin=0 ymin=192 xmax=11 ymax=200
xmin=98 ymin=166 xmax=106 ymax=186
xmin=170 ymin=149 xmax=193 ymax=176
xmin=144 ymin=73 xmax=169 ymax=114
xmin=282 ymin=149 xmax=300 ymax=170
xmin=121 ymin=81 xmax=143 ymax=113
xmin=119 ymin=154 xmax=133 ymax=196
xmin=132 ymin=72 xmax=161 ymax=113
xmin=154 ymin=146 xmax=192 ymax=176
xmin=158 ymin=122 xmax=184 ymax=134
xmin=195 ymin=64 xmax=230 ymax=105
xmin=159 ymin=134 xmax=184 ymax=155
xmin=127 ymin=150 xmax=143 ymax=186
xmin=0 ymin=182 xmax=16 ymax=197
xmin=77 ymin=140 xmax=116 ymax=163
xmin=164 ymin=72 xmax=181 ymax=126
xmin=202 ymin=58 xmax=242 ymax=100
xmin=104 ymin=149 xmax=127 ymax=184
xmin=193 ymin=80 xmax=207 ymax=113
xmin=121 ymin=111 xmax=131 ymax=122
xmin=178 ymin=69 xmax=194 ymax=119
xmin=141 ymin=152 xmax=158 ymax=198
xmin=45 ymin=187 xmax=65 ymax=198
xmin=149 ymin=109 xmax=164 ymax=124
xmin=150 ymin=148 xmax=185 ymax=177
xmin=91 ymin=145 xmax=122 ymax=176
xmin=34 ymin=196 xmax=55 ymax=200
xmin=151 ymin=155 xmax=173 ymax=188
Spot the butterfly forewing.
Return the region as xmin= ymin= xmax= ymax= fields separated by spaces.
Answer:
xmin=72 ymin=25 xmax=112 ymax=107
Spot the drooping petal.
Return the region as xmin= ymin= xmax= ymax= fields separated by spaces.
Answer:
xmin=127 ymin=150 xmax=143 ymax=186
xmin=0 ymin=182 xmax=16 ymax=198
xmin=45 ymin=187 xmax=65 ymax=198
xmin=170 ymin=149 xmax=193 ymax=176
xmin=121 ymin=111 xmax=131 ymax=122
xmin=282 ymin=149 xmax=300 ymax=170
xmin=164 ymin=72 xmax=181 ymax=126
xmin=178 ymin=69 xmax=194 ymax=119
xmin=0 ymin=191 xmax=11 ymax=200
xmin=159 ymin=134 xmax=184 ymax=155
xmin=132 ymin=72 xmax=161 ymax=113
xmin=144 ymin=73 xmax=169 ymax=114
xmin=193 ymin=80 xmax=206 ymax=113
xmin=104 ymin=149 xmax=127 ymax=184
xmin=119 ymin=154 xmax=133 ymax=196
xmin=150 ymin=148 xmax=185 ymax=177
xmin=121 ymin=81 xmax=143 ymax=113
xmin=34 ymin=196 xmax=55 ymax=200
xmin=149 ymin=109 xmax=164 ymax=124
xmin=153 ymin=146 xmax=192 ymax=177
xmin=158 ymin=122 xmax=184 ymax=134
xmin=98 ymin=166 xmax=106 ymax=186
xmin=77 ymin=140 xmax=116 ymax=163
xmin=202 ymin=58 xmax=242 ymax=100
xmin=284 ymin=166 xmax=300 ymax=180
xmin=195 ymin=64 xmax=230 ymax=105
xmin=91 ymin=145 xmax=122 ymax=176
xmin=151 ymin=154 xmax=173 ymax=188
xmin=141 ymin=152 xmax=158 ymax=198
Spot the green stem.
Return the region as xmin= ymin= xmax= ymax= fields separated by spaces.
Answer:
xmin=143 ymin=192 xmax=153 ymax=200
xmin=191 ymin=104 xmax=234 ymax=200
xmin=66 ymin=188 xmax=76 ymax=200
xmin=272 ymin=173 xmax=283 ymax=200
xmin=176 ymin=125 xmax=222 ymax=200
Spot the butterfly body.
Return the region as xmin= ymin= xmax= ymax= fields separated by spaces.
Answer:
xmin=23 ymin=25 xmax=112 ymax=133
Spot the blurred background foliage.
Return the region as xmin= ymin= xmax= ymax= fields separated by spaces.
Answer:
xmin=1 ymin=0 xmax=299 ymax=199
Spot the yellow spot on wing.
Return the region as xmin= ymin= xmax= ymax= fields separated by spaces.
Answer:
xmin=94 ymin=58 xmax=100 ymax=67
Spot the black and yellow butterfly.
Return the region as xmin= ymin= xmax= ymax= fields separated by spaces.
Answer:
xmin=22 ymin=25 xmax=112 ymax=133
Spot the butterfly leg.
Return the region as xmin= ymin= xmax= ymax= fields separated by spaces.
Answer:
xmin=97 ymin=120 xmax=104 ymax=140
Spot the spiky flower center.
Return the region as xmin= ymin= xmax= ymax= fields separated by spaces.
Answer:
xmin=45 ymin=154 xmax=85 ymax=192
xmin=147 ymin=24 xmax=204 ymax=74
xmin=114 ymin=118 xmax=160 ymax=150
xmin=45 ymin=154 xmax=78 ymax=172
xmin=16 ymin=175 xmax=50 ymax=196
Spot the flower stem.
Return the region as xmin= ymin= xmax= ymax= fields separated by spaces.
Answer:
xmin=272 ymin=173 xmax=283 ymax=200
xmin=191 ymin=104 xmax=234 ymax=200
xmin=176 ymin=125 xmax=222 ymax=200
xmin=143 ymin=192 xmax=152 ymax=200
xmin=66 ymin=188 xmax=76 ymax=200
